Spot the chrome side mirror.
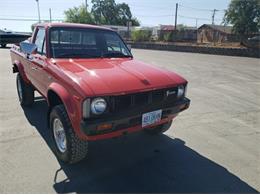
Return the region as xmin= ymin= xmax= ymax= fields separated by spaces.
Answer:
xmin=20 ymin=41 xmax=37 ymax=55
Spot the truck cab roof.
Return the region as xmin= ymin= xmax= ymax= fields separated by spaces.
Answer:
xmin=35 ymin=22 xmax=114 ymax=32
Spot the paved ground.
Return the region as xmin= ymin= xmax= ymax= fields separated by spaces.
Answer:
xmin=0 ymin=47 xmax=259 ymax=193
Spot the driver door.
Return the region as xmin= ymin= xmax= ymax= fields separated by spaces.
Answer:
xmin=28 ymin=27 xmax=48 ymax=95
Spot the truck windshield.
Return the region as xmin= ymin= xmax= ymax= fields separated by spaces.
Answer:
xmin=49 ymin=27 xmax=132 ymax=59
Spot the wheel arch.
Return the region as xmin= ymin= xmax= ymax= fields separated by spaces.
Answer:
xmin=47 ymin=83 xmax=77 ymax=128
xmin=13 ymin=61 xmax=30 ymax=83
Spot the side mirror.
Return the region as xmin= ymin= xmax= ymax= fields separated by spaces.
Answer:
xmin=20 ymin=41 xmax=37 ymax=55
xmin=127 ymin=44 xmax=131 ymax=51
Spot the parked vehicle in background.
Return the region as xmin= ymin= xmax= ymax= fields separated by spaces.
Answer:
xmin=10 ymin=23 xmax=190 ymax=164
xmin=243 ymin=35 xmax=260 ymax=49
xmin=0 ymin=29 xmax=31 ymax=48
xmin=248 ymin=35 xmax=260 ymax=48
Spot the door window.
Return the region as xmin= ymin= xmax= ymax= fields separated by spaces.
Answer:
xmin=104 ymin=33 xmax=128 ymax=55
xmin=34 ymin=28 xmax=45 ymax=55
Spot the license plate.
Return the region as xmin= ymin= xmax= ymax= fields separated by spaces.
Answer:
xmin=142 ymin=110 xmax=162 ymax=127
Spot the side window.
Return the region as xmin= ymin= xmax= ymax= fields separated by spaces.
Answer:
xmin=34 ymin=28 xmax=45 ymax=54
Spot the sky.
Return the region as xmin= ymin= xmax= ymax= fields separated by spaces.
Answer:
xmin=0 ymin=0 xmax=230 ymax=32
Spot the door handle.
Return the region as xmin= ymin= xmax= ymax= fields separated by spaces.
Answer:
xmin=27 ymin=54 xmax=34 ymax=61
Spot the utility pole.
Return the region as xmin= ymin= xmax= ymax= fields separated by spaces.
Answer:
xmin=212 ymin=9 xmax=218 ymax=25
xmin=196 ymin=18 xmax=198 ymax=43
xmin=49 ymin=8 xmax=52 ymax=23
xmin=127 ymin=20 xmax=132 ymax=40
xmin=212 ymin=9 xmax=218 ymax=45
xmin=35 ymin=0 xmax=41 ymax=23
xmin=174 ymin=3 xmax=178 ymax=30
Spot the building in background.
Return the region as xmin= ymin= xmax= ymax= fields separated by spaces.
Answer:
xmin=155 ymin=25 xmax=197 ymax=42
xmin=102 ymin=25 xmax=135 ymax=39
xmin=197 ymin=24 xmax=238 ymax=43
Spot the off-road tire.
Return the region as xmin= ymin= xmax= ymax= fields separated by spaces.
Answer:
xmin=144 ymin=120 xmax=173 ymax=135
xmin=50 ymin=105 xmax=88 ymax=164
xmin=16 ymin=73 xmax=34 ymax=106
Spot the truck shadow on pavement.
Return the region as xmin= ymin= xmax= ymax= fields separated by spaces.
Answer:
xmin=0 ymin=46 xmax=11 ymax=50
xmin=22 ymin=98 xmax=258 ymax=194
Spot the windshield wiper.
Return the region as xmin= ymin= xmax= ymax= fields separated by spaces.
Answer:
xmin=54 ymin=52 xmax=132 ymax=59
xmin=55 ymin=53 xmax=100 ymax=58
xmin=101 ymin=51 xmax=132 ymax=58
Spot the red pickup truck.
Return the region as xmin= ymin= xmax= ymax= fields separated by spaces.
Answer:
xmin=10 ymin=23 xmax=190 ymax=164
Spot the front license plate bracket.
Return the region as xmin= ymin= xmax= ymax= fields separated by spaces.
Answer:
xmin=142 ymin=109 xmax=162 ymax=127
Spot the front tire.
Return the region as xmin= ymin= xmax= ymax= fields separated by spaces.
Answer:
xmin=16 ymin=73 xmax=34 ymax=106
xmin=144 ymin=120 xmax=172 ymax=135
xmin=50 ymin=105 xmax=88 ymax=164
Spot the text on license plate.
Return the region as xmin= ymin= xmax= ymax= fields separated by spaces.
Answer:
xmin=142 ymin=109 xmax=162 ymax=127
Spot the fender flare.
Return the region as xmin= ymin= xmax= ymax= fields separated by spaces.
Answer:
xmin=47 ymin=82 xmax=76 ymax=117
xmin=47 ymin=83 xmax=84 ymax=137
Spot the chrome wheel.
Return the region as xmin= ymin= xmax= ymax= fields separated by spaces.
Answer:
xmin=17 ymin=76 xmax=23 ymax=101
xmin=53 ymin=118 xmax=67 ymax=153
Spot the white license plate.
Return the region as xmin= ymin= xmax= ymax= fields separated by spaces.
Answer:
xmin=142 ymin=110 xmax=162 ymax=127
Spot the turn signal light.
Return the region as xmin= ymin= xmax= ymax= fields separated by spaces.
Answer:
xmin=97 ymin=123 xmax=112 ymax=131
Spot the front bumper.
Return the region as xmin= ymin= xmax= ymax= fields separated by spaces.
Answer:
xmin=80 ymin=97 xmax=190 ymax=140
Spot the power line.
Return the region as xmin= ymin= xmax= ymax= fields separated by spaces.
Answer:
xmin=178 ymin=15 xmax=209 ymax=21
xmin=179 ymin=4 xmax=226 ymax=12
xmin=179 ymin=4 xmax=212 ymax=12
xmin=127 ymin=3 xmax=173 ymax=10
xmin=0 ymin=18 xmax=63 ymax=22
xmin=178 ymin=14 xmax=222 ymax=21
xmin=0 ymin=3 xmax=226 ymax=27
xmin=135 ymin=14 xmax=173 ymax=18
xmin=0 ymin=15 xmax=62 ymax=19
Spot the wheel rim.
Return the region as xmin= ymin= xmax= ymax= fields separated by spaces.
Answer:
xmin=53 ymin=118 xmax=67 ymax=153
xmin=17 ymin=77 xmax=23 ymax=101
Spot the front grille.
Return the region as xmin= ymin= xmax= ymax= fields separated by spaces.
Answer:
xmin=109 ymin=87 xmax=178 ymax=113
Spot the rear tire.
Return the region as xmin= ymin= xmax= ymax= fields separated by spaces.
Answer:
xmin=0 ymin=44 xmax=6 ymax=48
xmin=16 ymin=73 xmax=34 ymax=106
xmin=144 ymin=120 xmax=172 ymax=135
xmin=50 ymin=105 xmax=88 ymax=164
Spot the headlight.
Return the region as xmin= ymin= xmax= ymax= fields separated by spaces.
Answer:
xmin=177 ymin=85 xmax=185 ymax=98
xmin=91 ymin=98 xmax=107 ymax=115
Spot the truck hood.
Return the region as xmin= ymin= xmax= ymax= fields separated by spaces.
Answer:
xmin=54 ymin=58 xmax=186 ymax=96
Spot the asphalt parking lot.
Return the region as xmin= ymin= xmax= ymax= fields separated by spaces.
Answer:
xmin=0 ymin=47 xmax=259 ymax=193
